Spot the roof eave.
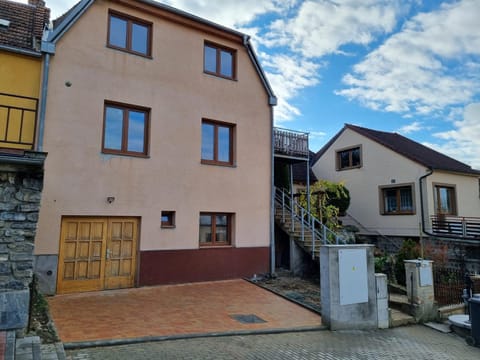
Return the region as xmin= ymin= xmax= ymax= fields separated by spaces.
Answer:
xmin=47 ymin=0 xmax=94 ymax=45
xmin=243 ymin=35 xmax=277 ymax=106
xmin=0 ymin=44 xmax=42 ymax=57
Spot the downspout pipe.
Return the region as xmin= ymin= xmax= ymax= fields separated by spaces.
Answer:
xmin=270 ymin=106 xmax=275 ymax=275
xmin=419 ymin=168 xmax=434 ymax=237
xmin=37 ymin=52 xmax=50 ymax=151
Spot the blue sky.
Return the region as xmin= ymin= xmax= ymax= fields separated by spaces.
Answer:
xmin=30 ymin=0 xmax=480 ymax=168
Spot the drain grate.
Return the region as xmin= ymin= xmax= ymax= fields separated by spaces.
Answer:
xmin=229 ymin=314 xmax=267 ymax=324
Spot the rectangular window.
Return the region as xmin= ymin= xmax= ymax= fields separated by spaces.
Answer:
xmin=199 ymin=213 xmax=232 ymax=246
xmin=102 ymin=102 xmax=149 ymax=157
xmin=434 ymin=184 xmax=457 ymax=215
xmin=380 ymin=184 xmax=415 ymax=215
xmin=336 ymin=146 xmax=362 ymax=170
xmin=161 ymin=211 xmax=175 ymax=228
xmin=201 ymin=119 xmax=234 ymax=166
xmin=108 ymin=11 xmax=152 ymax=57
xmin=204 ymin=42 xmax=236 ymax=79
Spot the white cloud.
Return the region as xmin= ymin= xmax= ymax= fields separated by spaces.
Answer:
xmin=337 ymin=0 xmax=480 ymax=116
xmin=397 ymin=121 xmax=424 ymax=134
xmin=424 ymin=102 xmax=480 ymax=169
xmin=264 ymin=0 xmax=409 ymax=58
xmin=260 ymin=52 xmax=321 ymax=122
xmin=163 ymin=0 xmax=297 ymax=28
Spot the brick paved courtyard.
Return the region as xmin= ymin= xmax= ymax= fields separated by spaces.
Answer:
xmin=49 ymin=280 xmax=322 ymax=344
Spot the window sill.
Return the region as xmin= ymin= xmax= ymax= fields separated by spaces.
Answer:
xmin=381 ymin=212 xmax=416 ymax=216
xmin=203 ymin=71 xmax=237 ymax=81
xmin=336 ymin=165 xmax=362 ymax=171
xmin=161 ymin=225 xmax=175 ymax=229
xmin=102 ymin=150 xmax=150 ymax=159
xmin=107 ymin=45 xmax=152 ymax=59
xmin=201 ymin=160 xmax=236 ymax=168
xmin=199 ymin=245 xmax=233 ymax=249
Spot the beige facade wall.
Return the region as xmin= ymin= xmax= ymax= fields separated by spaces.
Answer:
xmin=426 ymin=171 xmax=480 ymax=222
xmin=35 ymin=0 xmax=271 ymax=254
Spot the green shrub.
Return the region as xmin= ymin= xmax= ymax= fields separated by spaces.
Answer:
xmin=394 ymin=239 xmax=420 ymax=285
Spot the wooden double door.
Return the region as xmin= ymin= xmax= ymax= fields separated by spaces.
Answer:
xmin=57 ymin=217 xmax=139 ymax=294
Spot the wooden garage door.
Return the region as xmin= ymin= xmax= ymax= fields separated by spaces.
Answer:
xmin=57 ymin=217 xmax=138 ymax=294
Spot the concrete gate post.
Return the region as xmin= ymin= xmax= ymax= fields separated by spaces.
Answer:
xmin=320 ymin=244 xmax=377 ymax=330
xmin=404 ymin=260 xmax=436 ymax=322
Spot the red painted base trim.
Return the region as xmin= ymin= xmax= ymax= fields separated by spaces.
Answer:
xmin=139 ymin=247 xmax=269 ymax=286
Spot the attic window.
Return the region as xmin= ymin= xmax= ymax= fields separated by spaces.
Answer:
xmin=0 ymin=19 xmax=10 ymax=28
xmin=107 ymin=10 xmax=152 ymax=57
xmin=336 ymin=145 xmax=362 ymax=170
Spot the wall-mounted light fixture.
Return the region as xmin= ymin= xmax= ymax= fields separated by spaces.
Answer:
xmin=106 ymin=196 xmax=115 ymax=204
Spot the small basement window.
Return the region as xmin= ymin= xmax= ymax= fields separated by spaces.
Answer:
xmin=161 ymin=211 xmax=175 ymax=228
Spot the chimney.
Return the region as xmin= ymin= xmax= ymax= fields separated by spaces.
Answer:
xmin=28 ymin=0 xmax=46 ymax=6
xmin=29 ymin=0 xmax=50 ymax=50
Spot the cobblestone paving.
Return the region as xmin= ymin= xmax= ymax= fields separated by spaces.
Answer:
xmin=66 ymin=325 xmax=480 ymax=360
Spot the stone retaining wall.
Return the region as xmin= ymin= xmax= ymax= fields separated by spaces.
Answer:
xmin=0 ymin=152 xmax=45 ymax=332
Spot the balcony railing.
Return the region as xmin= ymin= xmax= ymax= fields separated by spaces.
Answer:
xmin=431 ymin=215 xmax=480 ymax=238
xmin=0 ymin=92 xmax=38 ymax=150
xmin=274 ymin=127 xmax=309 ymax=159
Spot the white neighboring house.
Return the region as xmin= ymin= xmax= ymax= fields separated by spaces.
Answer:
xmin=312 ymin=124 xmax=480 ymax=239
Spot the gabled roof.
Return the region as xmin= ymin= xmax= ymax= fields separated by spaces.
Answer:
xmin=44 ymin=0 xmax=277 ymax=105
xmin=0 ymin=0 xmax=49 ymax=54
xmin=315 ymin=123 xmax=480 ymax=176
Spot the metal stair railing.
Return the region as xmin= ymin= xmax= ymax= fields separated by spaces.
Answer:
xmin=274 ymin=187 xmax=340 ymax=258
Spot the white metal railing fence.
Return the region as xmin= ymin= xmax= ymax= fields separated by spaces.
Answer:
xmin=275 ymin=187 xmax=341 ymax=258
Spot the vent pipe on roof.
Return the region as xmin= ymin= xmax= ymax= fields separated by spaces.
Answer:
xmin=0 ymin=19 xmax=11 ymax=28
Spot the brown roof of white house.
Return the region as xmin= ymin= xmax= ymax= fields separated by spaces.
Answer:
xmin=315 ymin=124 xmax=480 ymax=176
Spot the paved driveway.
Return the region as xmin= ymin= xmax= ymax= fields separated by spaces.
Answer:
xmin=48 ymin=279 xmax=322 ymax=346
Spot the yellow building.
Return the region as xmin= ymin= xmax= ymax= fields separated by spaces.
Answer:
xmin=0 ymin=0 xmax=50 ymax=150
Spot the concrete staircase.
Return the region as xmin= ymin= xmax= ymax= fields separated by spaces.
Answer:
xmin=388 ymin=285 xmax=416 ymax=327
xmin=274 ymin=205 xmax=321 ymax=260
xmin=274 ymin=187 xmax=341 ymax=261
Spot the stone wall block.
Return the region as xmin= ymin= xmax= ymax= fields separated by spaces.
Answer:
xmin=11 ymin=222 xmax=37 ymax=230
xmin=9 ymin=252 xmax=34 ymax=262
xmin=0 ymin=244 xmax=8 ymax=253
xmin=26 ymin=213 xmax=38 ymax=222
xmin=19 ymin=204 xmax=40 ymax=212
xmin=0 ymin=186 xmax=17 ymax=201
xmin=0 ymin=203 xmax=16 ymax=211
xmin=13 ymin=269 xmax=33 ymax=279
xmin=14 ymin=262 xmax=33 ymax=271
xmin=4 ymin=229 xmax=23 ymax=237
xmin=0 ymin=212 xmax=26 ymax=221
xmin=8 ymin=242 xmax=34 ymax=253
xmin=0 ymin=262 xmax=11 ymax=275
xmin=22 ymin=178 xmax=43 ymax=191
xmin=5 ymin=280 xmax=24 ymax=290
xmin=15 ymin=190 xmax=41 ymax=203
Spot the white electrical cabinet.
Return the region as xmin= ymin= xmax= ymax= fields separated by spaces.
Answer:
xmin=419 ymin=261 xmax=433 ymax=286
xmin=339 ymin=248 xmax=368 ymax=305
